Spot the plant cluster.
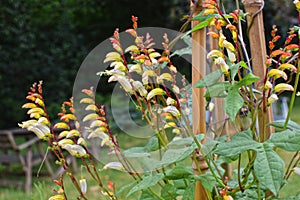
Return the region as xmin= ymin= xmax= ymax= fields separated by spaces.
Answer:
xmin=19 ymin=1 xmax=300 ymax=199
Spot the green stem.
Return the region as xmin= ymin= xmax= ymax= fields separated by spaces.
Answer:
xmin=283 ymin=59 xmax=300 ymax=129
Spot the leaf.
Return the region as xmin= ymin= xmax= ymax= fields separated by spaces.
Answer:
xmin=268 ymin=129 xmax=300 ymax=151
xmin=159 ymin=146 xmax=196 ymax=167
xmin=254 ymin=143 xmax=284 ymax=196
xmin=161 ymin=184 xmax=178 ymax=200
xmin=138 ymin=190 xmax=159 ymax=200
xmin=205 ymin=82 xmax=230 ymax=98
xmin=193 ymin=69 xmax=222 ymax=88
xmin=269 ymin=120 xmax=300 ymax=131
xmin=123 ymin=147 xmax=150 ymax=158
xmin=182 ymin=180 xmax=196 ymax=200
xmin=235 ymin=73 xmax=260 ymax=88
xmin=145 ymin=136 xmax=159 ymax=151
xmin=168 ymin=134 xmax=204 ymax=147
xmin=165 ymin=164 xmax=194 ymax=180
xmin=116 ymin=180 xmax=137 ymax=196
xmin=191 ymin=16 xmax=214 ymax=32
xmin=225 ymin=87 xmax=244 ymax=121
xmin=214 ymin=130 xmax=260 ymax=157
xmin=127 ymin=173 xmax=164 ymax=197
xmin=229 ymin=61 xmax=249 ymax=81
xmin=195 ymin=173 xmax=216 ymax=191
xmin=201 ymin=137 xmax=218 ymax=156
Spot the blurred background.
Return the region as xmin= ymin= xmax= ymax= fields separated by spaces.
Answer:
xmin=0 ymin=0 xmax=298 ymax=129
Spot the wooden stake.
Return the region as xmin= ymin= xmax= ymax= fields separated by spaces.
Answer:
xmin=191 ymin=1 xmax=209 ymax=199
xmin=242 ymin=0 xmax=273 ymax=140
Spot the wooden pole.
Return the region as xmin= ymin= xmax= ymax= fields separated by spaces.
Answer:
xmin=191 ymin=1 xmax=209 ymax=200
xmin=242 ymin=0 xmax=273 ymax=140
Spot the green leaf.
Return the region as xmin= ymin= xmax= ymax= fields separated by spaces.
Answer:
xmin=268 ymin=129 xmax=300 ymax=151
xmin=168 ymin=134 xmax=204 ymax=147
xmin=204 ymin=82 xmax=230 ymax=98
xmin=225 ymin=87 xmax=244 ymax=121
xmin=160 ymin=146 xmax=196 ymax=166
xmin=214 ymin=130 xmax=260 ymax=157
xmin=161 ymin=184 xmax=178 ymax=200
xmin=145 ymin=136 xmax=159 ymax=151
xmin=193 ymin=69 xmax=222 ymax=88
xmin=229 ymin=61 xmax=249 ymax=81
xmin=254 ymin=143 xmax=284 ymax=196
xmin=165 ymin=164 xmax=194 ymax=180
xmin=235 ymin=73 xmax=260 ymax=88
xmin=269 ymin=120 xmax=300 ymax=131
xmin=123 ymin=147 xmax=150 ymax=158
xmin=182 ymin=180 xmax=196 ymax=200
xmin=127 ymin=173 xmax=164 ymax=197
xmin=195 ymin=173 xmax=216 ymax=191
xmin=193 ymin=11 xmax=218 ymax=21
xmin=201 ymin=137 xmax=218 ymax=157
xmin=116 ymin=180 xmax=137 ymax=196
xmin=138 ymin=190 xmax=158 ymax=200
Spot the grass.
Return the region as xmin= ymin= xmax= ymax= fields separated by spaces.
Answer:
xmin=1 ymin=99 xmax=300 ymax=199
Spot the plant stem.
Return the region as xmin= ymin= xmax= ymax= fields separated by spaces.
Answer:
xmin=283 ymin=12 xmax=300 ymax=129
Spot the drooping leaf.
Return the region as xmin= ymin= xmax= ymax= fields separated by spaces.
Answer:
xmin=195 ymin=173 xmax=216 ymax=192
xmin=214 ymin=130 xmax=260 ymax=157
xmin=225 ymin=87 xmax=244 ymax=121
xmin=268 ymin=129 xmax=300 ymax=151
xmin=269 ymin=120 xmax=300 ymax=131
xmin=193 ymin=69 xmax=222 ymax=88
xmin=204 ymin=82 xmax=230 ymax=98
xmin=127 ymin=173 xmax=164 ymax=197
xmin=254 ymin=143 xmax=284 ymax=196
xmin=235 ymin=73 xmax=260 ymax=88
xmin=158 ymin=146 xmax=196 ymax=167
xmin=165 ymin=164 xmax=194 ymax=180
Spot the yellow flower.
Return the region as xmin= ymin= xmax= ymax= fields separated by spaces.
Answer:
xmin=214 ymin=57 xmax=229 ymax=74
xmin=62 ymin=144 xmax=87 ymax=157
xmin=48 ymin=194 xmax=65 ymax=200
xmin=274 ymin=83 xmax=294 ymax=93
xmin=294 ymin=0 xmax=300 ymax=11
xmin=267 ymin=94 xmax=279 ymax=106
xmin=268 ymin=69 xmax=287 ymax=80
xmin=147 ymin=88 xmax=166 ymax=100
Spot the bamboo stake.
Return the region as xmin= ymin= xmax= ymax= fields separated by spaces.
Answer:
xmin=242 ymin=0 xmax=273 ymax=140
xmin=190 ymin=1 xmax=209 ymax=200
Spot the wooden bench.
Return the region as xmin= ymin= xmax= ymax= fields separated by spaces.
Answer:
xmin=0 ymin=128 xmax=54 ymax=193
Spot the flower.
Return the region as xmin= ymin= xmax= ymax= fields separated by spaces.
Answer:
xmin=62 ymin=144 xmax=87 ymax=158
xmin=267 ymin=94 xmax=279 ymax=106
xmin=103 ymin=162 xmax=124 ymax=170
xmin=48 ymin=195 xmax=65 ymax=200
xmin=79 ymin=178 xmax=87 ymax=194
xmin=294 ymin=0 xmax=300 ymax=11
xmin=274 ymin=83 xmax=294 ymax=93
xmin=214 ymin=57 xmax=229 ymax=74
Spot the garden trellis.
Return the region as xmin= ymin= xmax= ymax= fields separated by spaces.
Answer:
xmin=191 ymin=0 xmax=273 ymax=199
